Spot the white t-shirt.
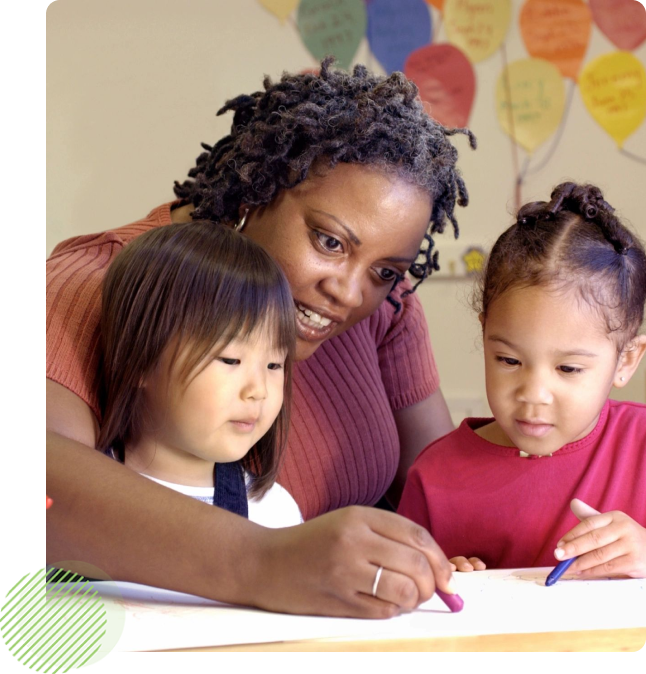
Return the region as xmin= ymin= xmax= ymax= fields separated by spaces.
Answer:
xmin=142 ymin=472 xmax=303 ymax=528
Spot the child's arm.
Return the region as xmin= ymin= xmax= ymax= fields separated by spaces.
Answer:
xmin=553 ymin=498 xmax=646 ymax=579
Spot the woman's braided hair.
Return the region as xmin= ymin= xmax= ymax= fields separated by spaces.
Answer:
xmin=476 ymin=182 xmax=646 ymax=349
xmin=174 ymin=57 xmax=476 ymax=310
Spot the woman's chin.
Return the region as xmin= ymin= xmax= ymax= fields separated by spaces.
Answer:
xmin=294 ymin=337 xmax=322 ymax=361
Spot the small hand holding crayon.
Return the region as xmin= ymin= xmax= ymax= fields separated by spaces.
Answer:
xmin=449 ymin=556 xmax=486 ymax=573
xmin=553 ymin=498 xmax=646 ymax=580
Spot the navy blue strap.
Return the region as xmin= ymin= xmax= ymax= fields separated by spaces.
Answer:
xmin=213 ymin=461 xmax=248 ymax=518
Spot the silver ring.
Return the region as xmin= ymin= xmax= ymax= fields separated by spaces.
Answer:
xmin=371 ymin=566 xmax=383 ymax=597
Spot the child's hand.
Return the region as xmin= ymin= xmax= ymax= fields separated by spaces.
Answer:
xmin=449 ymin=556 xmax=486 ymax=572
xmin=554 ymin=499 xmax=646 ymax=579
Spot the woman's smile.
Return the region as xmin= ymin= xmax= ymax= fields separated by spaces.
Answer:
xmin=295 ymin=300 xmax=340 ymax=341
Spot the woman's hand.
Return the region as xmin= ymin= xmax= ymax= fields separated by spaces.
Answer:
xmin=554 ymin=499 xmax=646 ymax=579
xmin=449 ymin=556 xmax=486 ymax=572
xmin=253 ymin=506 xmax=458 ymax=618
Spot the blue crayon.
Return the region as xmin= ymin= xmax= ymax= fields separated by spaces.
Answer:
xmin=545 ymin=556 xmax=578 ymax=586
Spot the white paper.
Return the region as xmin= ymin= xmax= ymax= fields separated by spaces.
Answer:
xmin=59 ymin=568 xmax=645 ymax=651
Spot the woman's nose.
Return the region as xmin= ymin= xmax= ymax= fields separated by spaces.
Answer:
xmin=320 ymin=267 xmax=363 ymax=309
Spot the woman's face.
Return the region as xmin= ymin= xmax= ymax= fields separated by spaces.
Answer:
xmin=243 ymin=163 xmax=433 ymax=361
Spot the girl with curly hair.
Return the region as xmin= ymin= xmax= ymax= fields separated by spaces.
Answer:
xmin=399 ymin=182 xmax=646 ymax=580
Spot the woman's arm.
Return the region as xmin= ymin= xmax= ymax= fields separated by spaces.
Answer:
xmin=47 ymin=380 xmax=456 ymax=617
xmin=388 ymin=389 xmax=454 ymax=507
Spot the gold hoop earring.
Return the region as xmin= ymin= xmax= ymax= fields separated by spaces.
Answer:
xmin=235 ymin=208 xmax=249 ymax=232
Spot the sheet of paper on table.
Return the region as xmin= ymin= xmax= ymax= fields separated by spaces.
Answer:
xmin=68 ymin=568 xmax=645 ymax=651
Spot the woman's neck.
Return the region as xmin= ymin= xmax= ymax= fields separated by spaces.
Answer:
xmin=170 ymin=203 xmax=195 ymax=224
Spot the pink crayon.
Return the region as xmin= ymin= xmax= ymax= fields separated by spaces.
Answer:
xmin=435 ymin=589 xmax=464 ymax=613
xmin=46 ymin=496 xmax=53 ymax=509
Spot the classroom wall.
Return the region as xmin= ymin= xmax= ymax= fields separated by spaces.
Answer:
xmin=47 ymin=0 xmax=646 ymax=412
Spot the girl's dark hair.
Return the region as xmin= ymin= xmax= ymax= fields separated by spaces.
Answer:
xmin=97 ymin=220 xmax=296 ymax=497
xmin=173 ymin=57 xmax=476 ymax=309
xmin=476 ymin=182 xmax=646 ymax=349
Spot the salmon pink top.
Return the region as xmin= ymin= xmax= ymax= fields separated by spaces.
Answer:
xmin=47 ymin=203 xmax=440 ymax=520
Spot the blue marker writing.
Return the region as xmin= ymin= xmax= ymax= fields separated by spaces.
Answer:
xmin=545 ymin=556 xmax=577 ymax=586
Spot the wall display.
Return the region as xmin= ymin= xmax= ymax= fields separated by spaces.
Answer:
xmin=259 ymin=0 xmax=300 ymax=23
xmin=579 ymin=51 xmax=646 ymax=149
xmin=297 ymin=0 xmax=367 ymax=69
xmin=589 ymin=0 xmax=646 ymax=51
xmin=496 ymin=58 xmax=566 ymax=154
xmin=367 ymin=0 xmax=432 ymax=74
xmin=519 ymin=0 xmax=592 ymax=81
xmin=405 ymin=43 xmax=476 ymax=128
xmin=443 ymin=0 xmax=513 ymax=64
xmin=261 ymin=0 xmax=646 ymax=209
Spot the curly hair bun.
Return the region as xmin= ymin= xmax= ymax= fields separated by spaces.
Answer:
xmin=544 ymin=182 xmax=629 ymax=256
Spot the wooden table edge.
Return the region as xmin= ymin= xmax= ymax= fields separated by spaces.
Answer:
xmin=157 ymin=627 xmax=646 ymax=652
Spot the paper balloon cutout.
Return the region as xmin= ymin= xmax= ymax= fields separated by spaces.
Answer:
xmin=444 ymin=0 xmax=511 ymax=63
xmin=297 ymin=0 xmax=367 ymax=70
xmin=258 ymin=0 xmax=299 ymax=23
xmin=579 ymin=51 xmax=646 ymax=148
xmin=589 ymin=0 xmax=646 ymax=52
xmin=496 ymin=58 xmax=566 ymax=154
xmin=405 ymin=44 xmax=476 ymax=128
xmin=367 ymin=0 xmax=432 ymax=74
xmin=520 ymin=0 xmax=592 ymax=81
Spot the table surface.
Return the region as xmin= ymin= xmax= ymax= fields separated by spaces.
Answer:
xmin=166 ymin=627 xmax=646 ymax=652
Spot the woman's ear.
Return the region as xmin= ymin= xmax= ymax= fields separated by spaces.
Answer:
xmin=614 ymin=335 xmax=646 ymax=388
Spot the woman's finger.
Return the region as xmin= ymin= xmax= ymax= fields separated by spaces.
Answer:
xmin=365 ymin=509 xmax=456 ymax=603
xmin=468 ymin=557 xmax=486 ymax=570
xmin=350 ymin=591 xmax=403 ymax=620
xmin=361 ymin=565 xmax=423 ymax=610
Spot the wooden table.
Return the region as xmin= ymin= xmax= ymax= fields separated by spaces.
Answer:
xmin=168 ymin=627 xmax=645 ymax=652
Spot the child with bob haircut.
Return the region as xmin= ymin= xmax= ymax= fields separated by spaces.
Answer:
xmin=97 ymin=220 xmax=302 ymax=526
xmin=398 ymin=182 xmax=646 ymax=579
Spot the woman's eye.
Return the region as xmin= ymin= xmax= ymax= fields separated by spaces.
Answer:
xmin=559 ymin=365 xmax=583 ymax=374
xmin=267 ymin=362 xmax=284 ymax=371
xmin=218 ymin=357 xmax=240 ymax=366
xmin=496 ymin=356 xmax=520 ymax=366
xmin=375 ymin=267 xmax=398 ymax=283
xmin=316 ymin=232 xmax=343 ymax=252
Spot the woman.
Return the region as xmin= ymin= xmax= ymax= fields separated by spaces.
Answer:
xmin=47 ymin=58 xmax=474 ymax=618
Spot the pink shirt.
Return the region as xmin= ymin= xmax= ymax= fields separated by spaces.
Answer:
xmin=398 ymin=400 xmax=646 ymax=568
xmin=47 ymin=203 xmax=440 ymax=520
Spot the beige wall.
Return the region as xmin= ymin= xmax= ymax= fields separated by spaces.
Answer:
xmin=48 ymin=0 xmax=646 ymax=411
